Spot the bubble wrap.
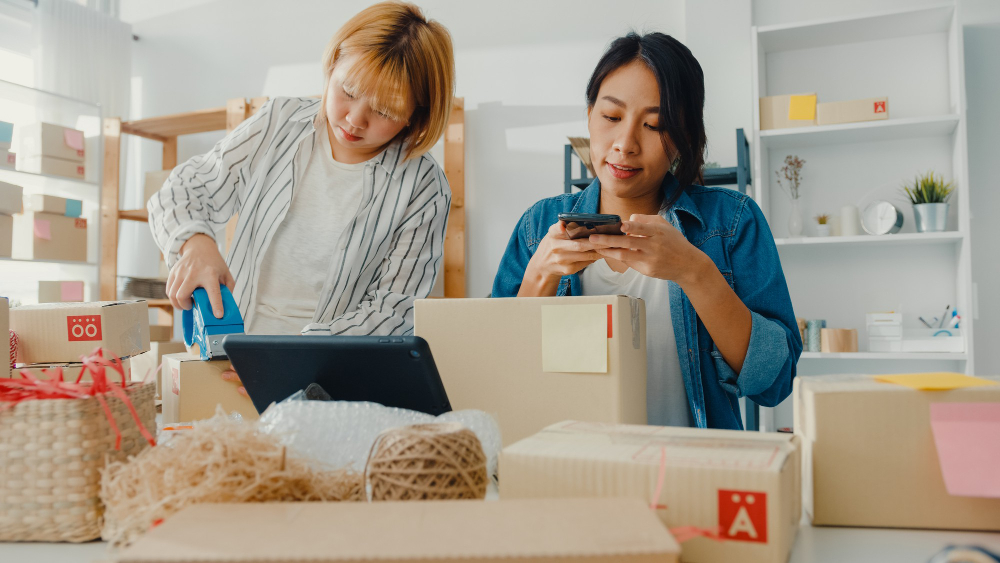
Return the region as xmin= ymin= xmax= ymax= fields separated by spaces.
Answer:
xmin=256 ymin=397 xmax=502 ymax=477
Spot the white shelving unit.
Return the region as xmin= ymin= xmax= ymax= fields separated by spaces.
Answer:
xmin=750 ymin=3 xmax=974 ymax=430
xmin=0 ymin=79 xmax=102 ymax=306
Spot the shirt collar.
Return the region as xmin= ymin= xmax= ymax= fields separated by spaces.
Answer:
xmin=571 ymin=173 xmax=705 ymax=230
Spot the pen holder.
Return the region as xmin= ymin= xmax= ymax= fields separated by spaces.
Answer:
xmin=901 ymin=329 xmax=964 ymax=353
xmin=806 ymin=319 xmax=826 ymax=352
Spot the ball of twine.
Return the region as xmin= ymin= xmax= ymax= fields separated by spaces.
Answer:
xmin=365 ymin=422 xmax=487 ymax=501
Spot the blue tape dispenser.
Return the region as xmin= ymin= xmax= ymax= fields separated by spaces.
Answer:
xmin=182 ymin=285 xmax=245 ymax=361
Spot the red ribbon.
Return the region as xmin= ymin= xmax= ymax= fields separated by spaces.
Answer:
xmin=649 ymin=446 xmax=728 ymax=544
xmin=0 ymin=347 xmax=156 ymax=450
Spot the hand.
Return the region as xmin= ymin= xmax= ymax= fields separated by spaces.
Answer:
xmin=519 ymin=222 xmax=602 ymax=296
xmin=166 ymin=233 xmax=235 ymax=318
xmin=220 ymin=368 xmax=247 ymax=397
xmin=589 ymin=214 xmax=707 ymax=285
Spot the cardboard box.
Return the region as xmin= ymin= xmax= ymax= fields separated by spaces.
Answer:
xmin=0 ymin=213 xmax=11 ymax=258
xmin=115 ymin=498 xmax=681 ymax=563
xmin=759 ymin=93 xmax=817 ymax=130
xmin=501 ymin=421 xmax=800 ymax=563
xmin=0 ymin=180 xmax=22 ymax=215
xmin=816 ymin=97 xmax=888 ymax=126
xmin=38 ymin=280 xmax=85 ymax=303
xmin=161 ymin=353 xmax=258 ymax=423
xmin=10 ymin=358 xmax=131 ymax=382
xmin=130 ymin=340 xmax=187 ymax=398
xmin=11 ymin=211 xmax=88 ymax=262
xmin=16 ymin=122 xmax=85 ymax=162
xmin=794 ymin=373 xmax=1000 ymax=531
xmin=0 ymin=148 xmax=14 ymax=170
xmin=144 ymin=169 xmax=172 ymax=206
xmin=148 ymin=324 xmax=173 ymax=342
xmin=27 ymin=194 xmax=83 ymax=217
xmin=9 ymin=300 xmax=150 ymax=365
xmin=16 ymin=155 xmax=85 ymax=180
xmin=1 ymin=297 xmax=8 ymax=378
xmin=414 ymin=296 xmax=647 ymax=446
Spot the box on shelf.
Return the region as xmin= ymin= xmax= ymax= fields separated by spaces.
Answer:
xmin=1 ymin=297 xmax=8 ymax=378
xmin=759 ymin=93 xmax=817 ymax=130
xmin=11 ymin=211 xmax=88 ymax=262
xmin=820 ymin=328 xmax=857 ymax=353
xmin=16 ymin=155 xmax=85 ymax=180
xmin=27 ymin=194 xmax=83 ymax=218
xmin=866 ymin=312 xmax=902 ymax=352
xmin=148 ymin=324 xmax=173 ymax=342
xmin=38 ymin=280 xmax=85 ymax=303
xmin=130 ymin=340 xmax=187 ymax=399
xmin=161 ymin=353 xmax=258 ymax=424
xmin=500 ymin=420 xmax=801 ymax=563
xmin=0 ymin=213 xmax=11 ymax=258
xmin=144 ymin=169 xmax=172 ymax=206
xmin=0 ymin=120 xmax=12 ymax=148
xmin=816 ymin=97 xmax=889 ymax=126
xmin=0 ymin=148 xmax=14 ymax=170
xmin=0 ymin=180 xmax=23 ymax=215
xmin=9 ymin=300 xmax=150 ymax=365
xmin=794 ymin=373 xmax=1000 ymax=531
xmin=10 ymin=358 xmax=131 ymax=382
xmin=115 ymin=498 xmax=681 ymax=563
xmin=15 ymin=122 xmax=85 ymax=162
xmin=902 ymin=328 xmax=964 ymax=353
xmin=414 ymin=295 xmax=647 ymax=446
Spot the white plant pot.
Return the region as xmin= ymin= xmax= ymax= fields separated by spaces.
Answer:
xmin=816 ymin=224 xmax=831 ymax=237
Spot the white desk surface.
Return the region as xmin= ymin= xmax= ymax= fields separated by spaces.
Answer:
xmin=3 ymin=520 xmax=998 ymax=563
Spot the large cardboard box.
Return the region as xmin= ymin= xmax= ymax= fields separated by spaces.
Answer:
xmin=501 ymin=421 xmax=800 ymax=563
xmin=116 ymin=498 xmax=681 ymax=563
xmin=38 ymin=280 xmax=85 ymax=303
xmin=16 ymin=122 xmax=85 ymax=162
xmin=144 ymin=169 xmax=172 ymax=206
xmin=0 ymin=213 xmax=11 ymax=258
xmin=414 ymin=296 xmax=647 ymax=446
xmin=27 ymin=194 xmax=83 ymax=217
xmin=794 ymin=373 xmax=1000 ymax=531
xmin=0 ymin=181 xmax=22 ymax=215
xmin=11 ymin=211 xmax=88 ymax=262
xmin=10 ymin=358 xmax=131 ymax=382
xmin=130 ymin=341 xmax=187 ymax=398
xmin=9 ymin=300 xmax=150 ymax=364
xmin=759 ymin=93 xmax=817 ymax=130
xmin=16 ymin=155 xmax=85 ymax=180
xmin=161 ymin=353 xmax=258 ymax=423
xmin=816 ymin=97 xmax=888 ymax=126
xmin=1 ymin=297 xmax=8 ymax=378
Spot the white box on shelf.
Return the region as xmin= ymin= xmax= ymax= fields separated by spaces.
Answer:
xmin=867 ymin=313 xmax=902 ymax=353
xmin=901 ymin=329 xmax=963 ymax=353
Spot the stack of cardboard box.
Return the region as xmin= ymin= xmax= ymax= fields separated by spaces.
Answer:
xmin=37 ymin=281 xmax=85 ymax=303
xmin=759 ymin=93 xmax=888 ymax=130
xmin=0 ymin=121 xmax=13 ymax=170
xmin=12 ymin=193 xmax=88 ymax=261
xmin=14 ymin=122 xmax=86 ymax=180
xmin=0 ymin=180 xmax=20 ymax=258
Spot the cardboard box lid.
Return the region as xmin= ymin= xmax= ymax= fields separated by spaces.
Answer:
xmin=115 ymin=498 xmax=681 ymax=563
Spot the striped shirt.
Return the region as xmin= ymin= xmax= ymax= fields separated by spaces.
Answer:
xmin=147 ymin=96 xmax=451 ymax=336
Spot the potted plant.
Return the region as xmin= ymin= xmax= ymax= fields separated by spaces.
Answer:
xmin=775 ymin=155 xmax=805 ymax=237
xmin=903 ymin=172 xmax=953 ymax=233
xmin=815 ymin=214 xmax=831 ymax=237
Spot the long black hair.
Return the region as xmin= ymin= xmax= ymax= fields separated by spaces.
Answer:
xmin=586 ymin=32 xmax=706 ymax=208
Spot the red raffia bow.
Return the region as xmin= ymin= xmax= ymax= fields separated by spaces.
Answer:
xmin=0 ymin=347 xmax=156 ymax=450
xmin=650 ymin=446 xmax=727 ymax=544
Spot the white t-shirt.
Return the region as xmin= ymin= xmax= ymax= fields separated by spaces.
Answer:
xmin=580 ymin=259 xmax=693 ymax=427
xmin=248 ymin=123 xmax=365 ymax=335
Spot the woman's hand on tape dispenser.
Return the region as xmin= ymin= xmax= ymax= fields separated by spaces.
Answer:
xmin=167 ymin=233 xmax=236 ymax=318
xmin=220 ymin=368 xmax=248 ymax=397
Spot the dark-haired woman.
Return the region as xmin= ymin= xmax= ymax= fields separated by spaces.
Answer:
xmin=491 ymin=33 xmax=801 ymax=430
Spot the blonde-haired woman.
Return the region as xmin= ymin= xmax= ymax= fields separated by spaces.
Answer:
xmin=149 ymin=1 xmax=454 ymax=342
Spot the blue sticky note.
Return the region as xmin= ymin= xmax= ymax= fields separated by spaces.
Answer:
xmin=0 ymin=121 xmax=12 ymax=144
xmin=64 ymin=198 xmax=83 ymax=218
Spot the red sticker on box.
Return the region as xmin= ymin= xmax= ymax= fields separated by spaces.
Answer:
xmin=718 ymin=490 xmax=767 ymax=543
xmin=5 ymin=154 xmax=13 ymax=164
xmin=77 ymin=149 xmax=85 ymax=157
xmin=171 ymin=367 xmax=180 ymax=395
xmin=77 ymin=165 xmax=85 ymax=175
xmin=75 ymin=218 xmax=87 ymax=229
xmin=607 ymin=304 xmax=613 ymax=338
xmin=67 ymin=315 xmax=102 ymax=341
xmin=874 ymin=101 xmax=886 ymax=113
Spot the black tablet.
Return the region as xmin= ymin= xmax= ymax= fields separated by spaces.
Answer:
xmin=221 ymin=334 xmax=451 ymax=416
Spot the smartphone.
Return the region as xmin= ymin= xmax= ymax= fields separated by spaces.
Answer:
xmin=558 ymin=212 xmax=623 ymax=240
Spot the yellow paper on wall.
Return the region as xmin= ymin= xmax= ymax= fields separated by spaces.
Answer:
xmin=541 ymin=304 xmax=608 ymax=373
xmin=788 ymin=94 xmax=817 ymax=120
xmin=874 ymin=372 xmax=999 ymax=391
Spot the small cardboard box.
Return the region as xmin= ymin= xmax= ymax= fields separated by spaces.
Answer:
xmin=794 ymin=373 xmax=1000 ymax=530
xmin=130 ymin=340 xmax=187 ymax=398
xmin=816 ymin=97 xmax=888 ymax=126
xmin=0 ymin=180 xmax=22 ymax=215
xmin=9 ymin=300 xmax=150 ymax=365
xmin=1 ymin=297 xmax=8 ymax=378
xmin=144 ymin=169 xmax=172 ymax=206
xmin=0 ymin=148 xmax=14 ymax=170
xmin=11 ymin=211 xmax=88 ymax=262
xmin=10 ymin=358 xmax=131 ymax=382
xmin=115 ymin=498 xmax=681 ymax=563
xmin=38 ymin=280 xmax=85 ymax=303
xmin=16 ymin=155 xmax=85 ymax=180
xmin=414 ymin=296 xmax=647 ymax=446
xmin=501 ymin=421 xmax=800 ymax=563
xmin=16 ymin=122 xmax=85 ymax=162
xmin=161 ymin=353 xmax=258 ymax=423
xmin=759 ymin=93 xmax=817 ymax=130
xmin=148 ymin=324 xmax=173 ymax=342
xmin=0 ymin=213 xmax=11 ymax=258
xmin=27 ymin=194 xmax=83 ymax=217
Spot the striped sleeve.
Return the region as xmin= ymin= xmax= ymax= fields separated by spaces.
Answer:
xmin=302 ymin=163 xmax=451 ymax=336
xmin=147 ymin=99 xmax=273 ymax=267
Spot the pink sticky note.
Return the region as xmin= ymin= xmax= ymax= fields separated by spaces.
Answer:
xmin=61 ymin=281 xmax=84 ymax=302
xmin=64 ymin=129 xmax=84 ymax=151
xmin=930 ymin=402 xmax=1000 ymax=498
xmin=33 ymin=218 xmax=51 ymax=240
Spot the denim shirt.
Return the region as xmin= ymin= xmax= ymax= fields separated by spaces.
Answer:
xmin=491 ymin=174 xmax=802 ymax=430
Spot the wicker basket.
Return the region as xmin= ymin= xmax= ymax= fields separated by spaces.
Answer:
xmin=0 ymin=381 xmax=155 ymax=542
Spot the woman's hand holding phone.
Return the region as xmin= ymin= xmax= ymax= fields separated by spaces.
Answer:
xmin=166 ymin=233 xmax=236 ymax=318
xmin=517 ymin=222 xmax=603 ymax=297
xmin=589 ymin=214 xmax=708 ymax=285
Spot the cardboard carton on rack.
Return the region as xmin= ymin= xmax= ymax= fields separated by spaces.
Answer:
xmin=11 ymin=211 xmax=88 ymax=261
xmin=27 ymin=194 xmax=83 ymax=218
xmin=0 ymin=181 xmax=22 ymax=215
xmin=38 ymin=281 xmax=85 ymax=303
xmin=15 ymin=122 xmax=85 ymax=162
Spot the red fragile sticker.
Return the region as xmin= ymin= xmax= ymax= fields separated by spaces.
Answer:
xmin=718 ymin=489 xmax=767 ymax=543
xmin=77 ymin=150 xmax=85 ymax=157
xmin=77 ymin=165 xmax=84 ymax=175
xmin=75 ymin=218 xmax=87 ymax=229
xmin=874 ymin=101 xmax=886 ymax=113
xmin=67 ymin=315 xmax=103 ymax=342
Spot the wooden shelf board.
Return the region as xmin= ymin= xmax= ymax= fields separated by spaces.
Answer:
xmin=775 ymin=231 xmax=964 ymax=248
xmin=122 ymin=106 xmax=228 ymax=139
xmin=759 ymin=114 xmax=959 ymax=149
xmin=118 ymin=209 xmax=149 ymax=222
xmin=800 ymin=351 xmax=967 ymax=361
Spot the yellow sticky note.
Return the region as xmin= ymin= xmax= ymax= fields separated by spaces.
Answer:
xmin=874 ymin=373 xmax=999 ymax=391
xmin=541 ymin=304 xmax=608 ymax=373
xmin=788 ymin=94 xmax=817 ymax=121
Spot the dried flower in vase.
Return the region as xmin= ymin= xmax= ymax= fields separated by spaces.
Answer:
xmin=776 ymin=155 xmax=805 ymax=201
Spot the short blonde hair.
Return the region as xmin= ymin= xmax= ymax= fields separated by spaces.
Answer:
xmin=319 ymin=1 xmax=454 ymax=160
